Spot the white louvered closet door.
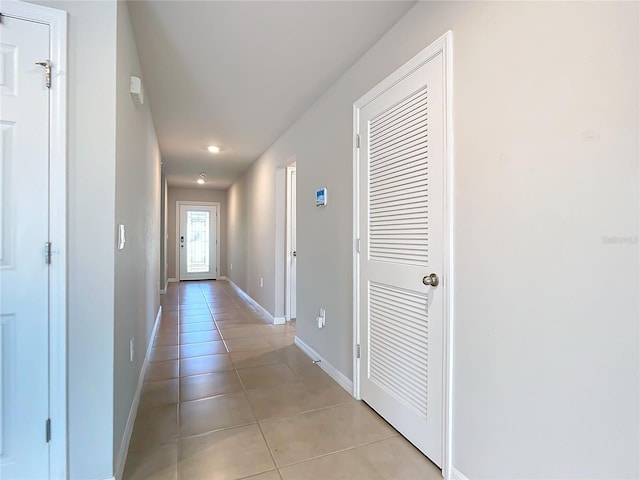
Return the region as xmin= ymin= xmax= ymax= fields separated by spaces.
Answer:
xmin=358 ymin=50 xmax=444 ymax=467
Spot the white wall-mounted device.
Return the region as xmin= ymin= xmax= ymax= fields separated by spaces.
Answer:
xmin=130 ymin=76 xmax=144 ymax=105
xmin=118 ymin=224 xmax=126 ymax=250
xmin=316 ymin=187 xmax=327 ymax=207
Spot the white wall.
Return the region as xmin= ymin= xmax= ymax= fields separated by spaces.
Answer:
xmin=227 ymin=175 xmax=249 ymax=291
xmin=113 ymin=1 xmax=161 ymax=471
xmin=167 ymin=187 xmax=228 ymax=279
xmin=227 ymin=150 xmax=291 ymax=313
xmin=445 ymin=3 xmax=638 ymax=476
xmin=226 ymin=2 xmax=639 ymax=478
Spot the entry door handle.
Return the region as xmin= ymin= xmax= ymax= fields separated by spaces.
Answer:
xmin=422 ymin=273 xmax=439 ymax=287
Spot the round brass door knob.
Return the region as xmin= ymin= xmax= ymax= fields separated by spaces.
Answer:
xmin=422 ymin=273 xmax=439 ymax=287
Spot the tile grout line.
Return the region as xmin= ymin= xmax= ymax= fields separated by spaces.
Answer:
xmin=176 ymin=282 xmax=223 ymax=479
xmin=206 ymin=283 xmax=284 ymax=479
xmin=163 ymin=290 xmax=182 ymax=473
xmin=255 ymin=399 xmax=356 ymax=426
xmin=224 ymin=289 xmax=283 ymax=479
xmin=176 ymin=287 xmax=183 ymax=480
xmin=271 ymin=433 xmax=401 ymax=471
xmin=177 ymin=418 xmax=258 ymax=441
xmin=251 ymin=397 xmax=400 ymax=472
xmin=237 ymin=360 xmax=283 ymax=479
xmin=177 ymin=284 xmax=211 ymax=478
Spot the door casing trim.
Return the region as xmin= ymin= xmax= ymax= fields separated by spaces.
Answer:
xmin=175 ymin=201 xmax=221 ymax=281
xmin=352 ymin=30 xmax=454 ymax=479
xmin=285 ymin=164 xmax=296 ymax=321
xmin=1 ymin=2 xmax=68 ymax=478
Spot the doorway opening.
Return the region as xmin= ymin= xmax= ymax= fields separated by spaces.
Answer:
xmin=274 ymin=160 xmax=296 ymax=325
xmin=285 ymin=163 xmax=297 ymax=322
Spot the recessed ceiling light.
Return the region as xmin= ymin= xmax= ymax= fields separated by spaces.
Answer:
xmin=207 ymin=145 xmax=220 ymax=153
xmin=197 ymin=173 xmax=206 ymax=185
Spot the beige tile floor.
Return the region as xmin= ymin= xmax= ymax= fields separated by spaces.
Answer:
xmin=123 ymin=280 xmax=441 ymax=480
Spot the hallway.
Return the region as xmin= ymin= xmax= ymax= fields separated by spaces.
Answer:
xmin=123 ymin=280 xmax=440 ymax=480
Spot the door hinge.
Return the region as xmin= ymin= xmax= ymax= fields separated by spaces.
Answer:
xmin=355 ymin=134 xmax=360 ymax=148
xmin=45 ymin=418 xmax=51 ymax=442
xmin=36 ymin=60 xmax=52 ymax=89
xmin=44 ymin=242 xmax=52 ymax=264
xmin=355 ymin=344 xmax=361 ymax=359
xmin=356 ymin=238 xmax=361 ymax=254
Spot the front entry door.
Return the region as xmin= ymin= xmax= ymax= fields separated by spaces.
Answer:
xmin=0 ymin=14 xmax=51 ymax=479
xmin=179 ymin=204 xmax=218 ymax=280
xmin=356 ymin=38 xmax=449 ymax=467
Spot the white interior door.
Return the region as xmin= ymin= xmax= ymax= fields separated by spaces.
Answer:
xmin=0 ymin=15 xmax=51 ymax=479
xmin=179 ymin=204 xmax=217 ymax=280
xmin=357 ymin=46 xmax=446 ymax=467
xmin=287 ymin=167 xmax=297 ymax=320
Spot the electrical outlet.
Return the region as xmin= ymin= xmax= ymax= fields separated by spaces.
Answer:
xmin=260 ymin=277 xmax=264 ymax=288
xmin=129 ymin=337 xmax=134 ymax=362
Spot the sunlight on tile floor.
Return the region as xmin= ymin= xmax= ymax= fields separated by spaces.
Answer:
xmin=123 ymin=280 xmax=441 ymax=480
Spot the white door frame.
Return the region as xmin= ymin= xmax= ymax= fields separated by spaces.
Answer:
xmin=352 ymin=31 xmax=454 ymax=478
xmin=175 ymin=201 xmax=221 ymax=281
xmin=1 ymin=2 xmax=68 ymax=478
xmin=285 ymin=165 xmax=296 ymax=321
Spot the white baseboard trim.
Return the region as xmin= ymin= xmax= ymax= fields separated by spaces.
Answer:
xmin=168 ymin=277 xmax=178 ymax=283
xmin=226 ymin=279 xmax=278 ymax=324
xmin=114 ymin=305 xmax=162 ymax=480
xmin=294 ymin=336 xmax=354 ymax=395
xmin=449 ymin=467 xmax=470 ymax=480
xmin=273 ymin=316 xmax=286 ymax=325
xmin=218 ymin=275 xmax=227 ymax=280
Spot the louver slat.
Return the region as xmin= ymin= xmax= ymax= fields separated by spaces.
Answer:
xmin=370 ymin=123 xmax=428 ymax=156
xmin=368 ymin=86 xmax=428 ymax=266
xmin=370 ymin=90 xmax=427 ymax=134
xmin=370 ymin=182 xmax=428 ymax=201
xmin=369 ymin=282 xmax=428 ymax=417
xmin=370 ymin=165 xmax=427 ymax=186
xmin=370 ymin=150 xmax=429 ymax=177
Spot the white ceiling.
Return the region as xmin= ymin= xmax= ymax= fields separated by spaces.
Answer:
xmin=128 ymin=1 xmax=415 ymax=189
